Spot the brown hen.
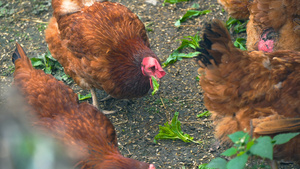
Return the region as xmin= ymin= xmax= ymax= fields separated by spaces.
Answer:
xmin=45 ymin=0 xmax=165 ymax=111
xmin=12 ymin=43 xmax=155 ymax=169
xmin=195 ymin=20 xmax=300 ymax=164
xmin=247 ymin=0 xmax=300 ymax=52
xmin=217 ymin=0 xmax=251 ymax=20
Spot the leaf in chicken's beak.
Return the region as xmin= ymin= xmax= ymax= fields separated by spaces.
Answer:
xmin=151 ymin=76 xmax=159 ymax=95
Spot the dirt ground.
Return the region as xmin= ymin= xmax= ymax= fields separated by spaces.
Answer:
xmin=0 ymin=0 xmax=299 ymax=168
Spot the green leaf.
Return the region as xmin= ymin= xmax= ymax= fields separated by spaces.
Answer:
xmin=191 ymin=3 xmax=200 ymax=9
xmin=226 ymin=153 xmax=249 ymax=169
xmin=151 ymin=76 xmax=160 ymax=95
xmin=163 ymin=50 xmax=200 ymax=67
xmin=177 ymin=34 xmax=201 ymax=50
xmin=197 ymin=111 xmax=211 ymax=118
xmin=226 ymin=17 xmax=241 ymax=29
xmin=228 ymin=131 xmax=249 ymax=143
xmin=30 ymin=58 xmax=44 ymax=67
xmin=44 ymin=66 xmax=52 ymax=74
xmin=246 ymin=139 xmax=255 ymax=151
xmin=154 ymin=112 xmax=201 ymax=143
xmin=175 ymin=10 xmax=211 ymax=27
xmin=233 ymin=21 xmax=248 ymax=34
xmin=207 ymin=157 xmax=227 ymax=169
xmin=273 ymin=132 xmax=300 ymax=145
xmin=198 ymin=163 xmax=213 ymax=169
xmin=78 ymin=93 xmax=92 ymax=101
xmin=163 ymin=0 xmax=189 ymax=5
xmin=195 ymin=75 xmax=200 ymax=82
xmin=250 ymin=136 xmax=273 ymax=160
xmin=221 ymin=147 xmax=237 ymax=157
xmin=30 ymin=50 xmax=73 ymax=84
xmin=233 ymin=38 xmax=247 ymax=51
xmin=226 ymin=17 xmax=248 ymax=34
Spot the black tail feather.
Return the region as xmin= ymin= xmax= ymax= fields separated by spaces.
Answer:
xmin=12 ymin=43 xmax=26 ymax=64
xmin=194 ymin=19 xmax=230 ymax=67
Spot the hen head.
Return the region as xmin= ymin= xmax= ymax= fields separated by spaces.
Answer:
xmin=141 ymin=57 xmax=166 ymax=89
xmin=258 ymin=29 xmax=276 ymax=53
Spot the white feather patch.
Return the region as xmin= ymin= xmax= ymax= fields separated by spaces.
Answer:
xmin=60 ymin=0 xmax=81 ymax=15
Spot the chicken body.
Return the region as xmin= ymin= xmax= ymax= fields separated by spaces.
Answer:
xmin=195 ymin=20 xmax=300 ymax=163
xmin=247 ymin=0 xmax=300 ymax=52
xmin=45 ymin=0 xmax=165 ymax=108
xmin=217 ymin=0 xmax=250 ymax=20
xmin=12 ymin=43 xmax=155 ymax=169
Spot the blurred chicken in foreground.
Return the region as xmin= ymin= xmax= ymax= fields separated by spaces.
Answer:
xmin=45 ymin=0 xmax=165 ymax=111
xmin=195 ymin=20 xmax=300 ymax=164
xmin=247 ymin=0 xmax=300 ymax=52
xmin=11 ymin=43 xmax=155 ymax=169
xmin=0 ymin=99 xmax=74 ymax=169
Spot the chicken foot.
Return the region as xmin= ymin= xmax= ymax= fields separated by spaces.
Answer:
xmin=90 ymin=88 xmax=99 ymax=109
xmin=90 ymin=88 xmax=116 ymax=114
xmin=100 ymin=95 xmax=113 ymax=101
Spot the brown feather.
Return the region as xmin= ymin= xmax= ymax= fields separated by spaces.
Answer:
xmin=217 ymin=0 xmax=250 ymax=20
xmin=45 ymin=1 xmax=163 ymax=99
xmin=247 ymin=0 xmax=300 ymax=52
xmin=12 ymin=43 xmax=152 ymax=169
xmin=195 ymin=19 xmax=300 ymax=164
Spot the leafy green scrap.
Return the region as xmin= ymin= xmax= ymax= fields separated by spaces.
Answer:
xmin=78 ymin=93 xmax=92 ymax=101
xmin=154 ymin=112 xmax=201 ymax=143
xmin=197 ymin=111 xmax=211 ymax=118
xmin=233 ymin=38 xmax=247 ymax=51
xmin=30 ymin=50 xmax=73 ymax=84
xmin=177 ymin=34 xmax=201 ymax=51
xmin=226 ymin=17 xmax=248 ymax=34
xmin=175 ymin=10 xmax=211 ymax=27
xmin=151 ymin=76 xmax=160 ymax=95
xmin=163 ymin=50 xmax=200 ymax=68
xmin=163 ymin=0 xmax=189 ymax=6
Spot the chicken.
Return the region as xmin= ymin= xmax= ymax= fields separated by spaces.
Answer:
xmin=12 ymin=43 xmax=155 ymax=169
xmin=217 ymin=0 xmax=250 ymax=20
xmin=247 ymin=0 xmax=300 ymax=52
xmin=45 ymin=0 xmax=166 ymax=111
xmin=195 ymin=20 xmax=300 ymax=164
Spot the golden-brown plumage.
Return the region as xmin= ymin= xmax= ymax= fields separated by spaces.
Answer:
xmin=247 ymin=0 xmax=300 ymax=52
xmin=195 ymin=20 xmax=300 ymax=163
xmin=12 ymin=43 xmax=155 ymax=169
xmin=217 ymin=0 xmax=250 ymax=20
xmin=45 ymin=0 xmax=165 ymax=109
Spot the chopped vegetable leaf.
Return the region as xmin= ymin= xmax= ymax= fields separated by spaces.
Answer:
xmin=197 ymin=111 xmax=211 ymax=118
xmin=30 ymin=50 xmax=73 ymax=84
xmin=234 ymin=38 xmax=247 ymax=51
xmin=163 ymin=0 xmax=189 ymax=6
xmin=154 ymin=112 xmax=201 ymax=143
xmin=78 ymin=93 xmax=92 ymax=101
xmin=163 ymin=50 xmax=200 ymax=67
xmin=177 ymin=34 xmax=201 ymax=50
xmin=175 ymin=10 xmax=211 ymax=27
xmin=151 ymin=76 xmax=160 ymax=95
